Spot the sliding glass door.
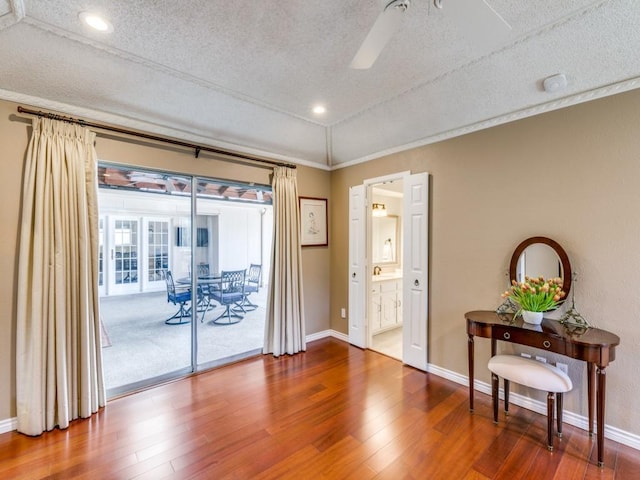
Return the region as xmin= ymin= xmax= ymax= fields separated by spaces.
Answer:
xmin=98 ymin=164 xmax=272 ymax=396
xmin=98 ymin=169 xmax=193 ymax=395
xmin=194 ymin=179 xmax=273 ymax=369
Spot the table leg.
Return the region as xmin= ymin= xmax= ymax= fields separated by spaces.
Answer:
xmin=468 ymin=334 xmax=475 ymax=412
xmin=587 ymin=362 xmax=595 ymax=437
xmin=597 ymin=366 xmax=606 ymax=467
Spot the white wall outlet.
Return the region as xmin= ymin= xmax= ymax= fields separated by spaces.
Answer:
xmin=556 ymin=362 xmax=569 ymax=374
xmin=535 ymin=356 xmax=547 ymax=363
xmin=520 ymin=353 xmax=532 ymax=358
xmin=340 ymin=308 xmax=346 ymax=319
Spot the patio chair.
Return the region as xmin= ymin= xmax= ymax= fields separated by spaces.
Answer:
xmin=164 ymin=270 xmax=192 ymax=325
xmin=209 ymin=269 xmax=246 ymax=324
xmin=195 ymin=263 xmax=217 ymax=315
xmin=233 ymin=264 xmax=261 ymax=313
xmin=197 ymin=263 xmax=211 ymax=277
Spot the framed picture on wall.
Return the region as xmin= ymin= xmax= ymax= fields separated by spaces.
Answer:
xmin=299 ymin=197 xmax=328 ymax=247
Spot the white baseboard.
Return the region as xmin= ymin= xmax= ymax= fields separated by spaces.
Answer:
xmin=0 ymin=416 xmax=17 ymax=434
xmin=329 ymin=329 xmax=349 ymax=343
xmin=306 ymin=329 xmax=348 ymax=343
xmin=426 ymin=363 xmax=640 ymax=452
xmin=305 ymin=329 xmax=331 ymax=342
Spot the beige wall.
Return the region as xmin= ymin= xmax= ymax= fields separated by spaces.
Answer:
xmin=0 ymin=101 xmax=29 ymax=425
xmin=0 ymin=99 xmax=331 ymax=420
xmin=330 ymin=88 xmax=640 ymax=436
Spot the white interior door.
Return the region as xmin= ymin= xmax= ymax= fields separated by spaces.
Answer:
xmin=402 ymin=173 xmax=429 ymax=370
xmin=348 ymin=184 xmax=367 ymax=348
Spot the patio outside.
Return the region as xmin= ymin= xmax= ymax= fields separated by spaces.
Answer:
xmin=100 ymin=285 xmax=268 ymax=394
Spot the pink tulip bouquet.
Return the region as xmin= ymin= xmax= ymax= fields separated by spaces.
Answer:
xmin=502 ymin=276 xmax=566 ymax=314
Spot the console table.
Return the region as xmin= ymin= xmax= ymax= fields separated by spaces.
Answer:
xmin=465 ymin=310 xmax=620 ymax=467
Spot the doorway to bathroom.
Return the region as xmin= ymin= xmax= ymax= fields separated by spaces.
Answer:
xmin=369 ymin=179 xmax=403 ymax=360
xmin=348 ymin=170 xmax=429 ymax=371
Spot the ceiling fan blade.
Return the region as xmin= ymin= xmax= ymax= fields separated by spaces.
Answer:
xmin=350 ymin=2 xmax=408 ymax=70
xmin=446 ymin=0 xmax=511 ymax=50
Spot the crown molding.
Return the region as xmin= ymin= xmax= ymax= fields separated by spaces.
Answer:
xmin=1 ymin=88 xmax=332 ymax=171
xmin=331 ymin=76 xmax=640 ymax=170
xmin=5 ymin=76 xmax=638 ymax=174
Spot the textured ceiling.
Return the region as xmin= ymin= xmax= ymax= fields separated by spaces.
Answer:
xmin=0 ymin=0 xmax=639 ymax=167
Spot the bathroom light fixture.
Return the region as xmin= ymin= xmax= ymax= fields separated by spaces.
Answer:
xmin=79 ymin=12 xmax=113 ymax=33
xmin=372 ymin=203 xmax=387 ymax=217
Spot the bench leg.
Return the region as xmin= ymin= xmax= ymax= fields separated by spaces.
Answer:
xmin=504 ymin=379 xmax=510 ymax=416
xmin=492 ymin=373 xmax=499 ymax=424
xmin=547 ymin=392 xmax=555 ymax=451
xmin=556 ymin=392 xmax=563 ymax=438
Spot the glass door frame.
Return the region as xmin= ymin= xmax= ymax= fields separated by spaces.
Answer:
xmin=98 ymin=162 xmax=273 ymax=396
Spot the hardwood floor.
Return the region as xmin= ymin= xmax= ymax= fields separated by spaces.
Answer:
xmin=1 ymin=338 xmax=639 ymax=479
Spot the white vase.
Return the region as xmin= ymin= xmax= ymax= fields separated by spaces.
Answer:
xmin=522 ymin=310 xmax=543 ymax=325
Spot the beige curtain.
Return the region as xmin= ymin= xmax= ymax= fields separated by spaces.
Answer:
xmin=16 ymin=117 xmax=105 ymax=436
xmin=264 ymin=166 xmax=306 ymax=356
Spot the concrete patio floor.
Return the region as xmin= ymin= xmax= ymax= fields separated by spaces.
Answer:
xmin=100 ymin=287 xmax=267 ymax=395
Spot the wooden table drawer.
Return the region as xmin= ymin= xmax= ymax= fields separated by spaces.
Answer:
xmin=493 ymin=324 xmax=567 ymax=354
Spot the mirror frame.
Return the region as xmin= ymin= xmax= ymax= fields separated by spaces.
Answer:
xmin=509 ymin=236 xmax=572 ymax=297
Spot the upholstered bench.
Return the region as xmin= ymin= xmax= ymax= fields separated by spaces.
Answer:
xmin=488 ymin=354 xmax=573 ymax=451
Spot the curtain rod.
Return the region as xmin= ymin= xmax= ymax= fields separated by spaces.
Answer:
xmin=16 ymin=106 xmax=296 ymax=169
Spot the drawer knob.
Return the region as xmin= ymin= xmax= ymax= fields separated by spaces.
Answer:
xmin=543 ymin=340 xmax=551 ymax=348
xmin=503 ymin=332 xmax=511 ymax=340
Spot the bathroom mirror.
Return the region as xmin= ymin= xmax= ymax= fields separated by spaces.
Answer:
xmin=509 ymin=236 xmax=572 ymax=299
xmin=372 ymin=215 xmax=399 ymax=264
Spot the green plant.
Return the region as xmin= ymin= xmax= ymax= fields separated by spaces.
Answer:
xmin=502 ymin=276 xmax=566 ymax=313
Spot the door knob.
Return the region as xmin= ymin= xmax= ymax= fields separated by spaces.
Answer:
xmin=352 ymin=272 xmax=356 ymax=278
xmin=414 ymin=279 xmax=420 ymax=287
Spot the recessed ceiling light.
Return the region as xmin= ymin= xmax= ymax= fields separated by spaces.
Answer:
xmin=312 ymin=105 xmax=326 ymax=115
xmin=79 ymin=12 xmax=113 ymax=33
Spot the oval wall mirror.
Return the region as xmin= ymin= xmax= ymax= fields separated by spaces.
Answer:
xmin=509 ymin=236 xmax=572 ymax=300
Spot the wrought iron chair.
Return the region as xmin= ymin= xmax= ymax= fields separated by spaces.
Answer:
xmin=234 ymin=264 xmax=261 ymax=313
xmin=197 ymin=263 xmax=210 ymax=276
xmin=164 ymin=270 xmax=192 ymax=325
xmin=209 ymin=269 xmax=246 ymax=324
xmin=195 ymin=263 xmax=217 ymax=315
